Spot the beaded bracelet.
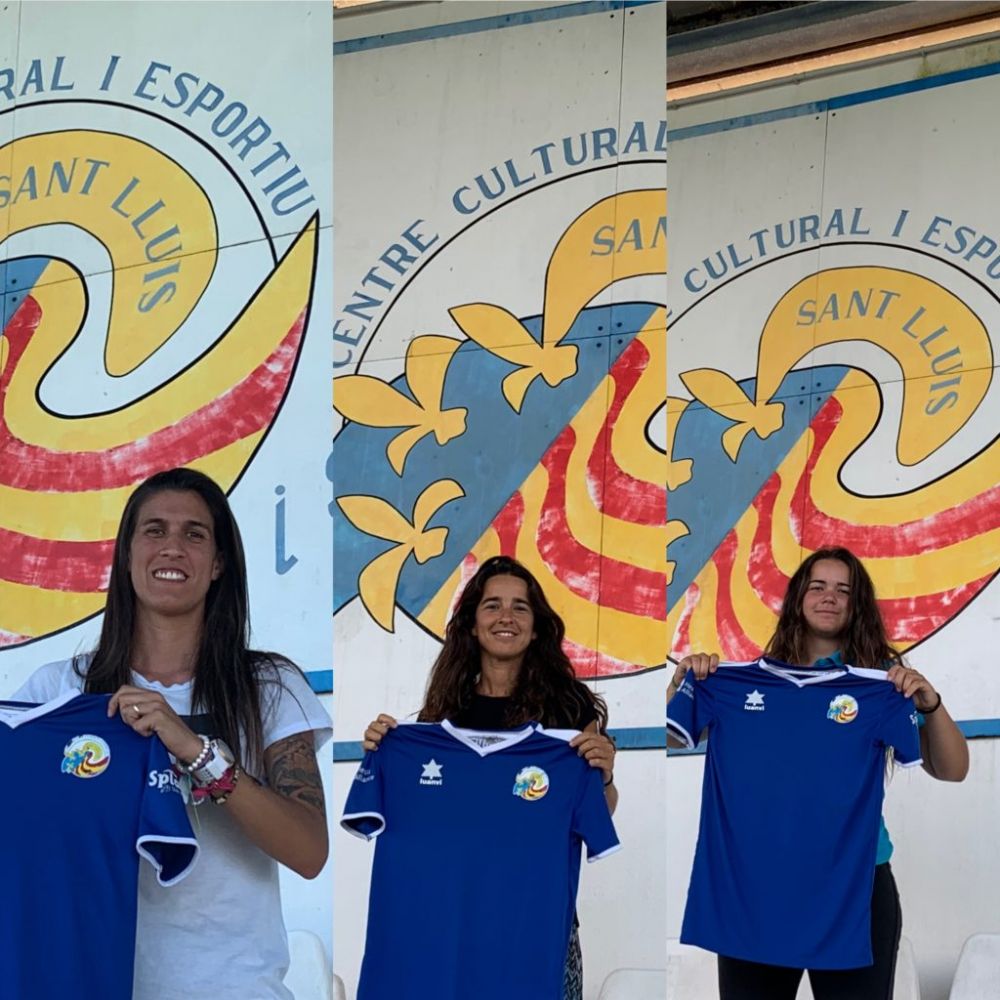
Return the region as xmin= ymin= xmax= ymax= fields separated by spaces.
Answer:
xmin=178 ymin=734 xmax=212 ymax=774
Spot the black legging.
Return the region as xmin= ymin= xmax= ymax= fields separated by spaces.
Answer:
xmin=717 ymin=863 xmax=902 ymax=1000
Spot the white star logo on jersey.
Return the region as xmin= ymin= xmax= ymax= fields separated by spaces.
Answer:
xmin=744 ymin=690 xmax=766 ymax=712
xmin=419 ymin=759 xmax=444 ymax=786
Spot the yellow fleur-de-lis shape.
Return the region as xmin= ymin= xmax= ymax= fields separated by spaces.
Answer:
xmin=336 ymin=478 xmax=465 ymax=632
xmin=449 ymin=190 xmax=664 ymax=413
xmin=666 ymin=396 xmax=694 ymax=490
xmin=448 ymin=303 xmax=577 ymax=414
xmin=334 ymin=335 xmax=468 ymax=475
xmin=666 ymin=519 xmax=690 ymax=587
xmin=680 ymin=368 xmax=784 ymax=463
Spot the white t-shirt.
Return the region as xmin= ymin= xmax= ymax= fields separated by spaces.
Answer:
xmin=14 ymin=657 xmax=332 ymax=1000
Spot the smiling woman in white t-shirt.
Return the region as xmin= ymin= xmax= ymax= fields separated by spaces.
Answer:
xmin=15 ymin=467 xmax=332 ymax=1000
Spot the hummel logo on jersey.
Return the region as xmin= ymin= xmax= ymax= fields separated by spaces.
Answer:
xmin=419 ymin=759 xmax=443 ymax=786
xmin=744 ymin=690 xmax=765 ymax=712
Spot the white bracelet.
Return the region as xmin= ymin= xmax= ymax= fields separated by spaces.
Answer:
xmin=179 ymin=734 xmax=211 ymax=774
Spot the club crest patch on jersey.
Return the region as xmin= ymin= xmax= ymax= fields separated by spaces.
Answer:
xmin=513 ymin=766 xmax=549 ymax=801
xmin=827 ymin=695 xmax=859 ymax=724
xmin=61 ymin=734 xmax=111 ymax=778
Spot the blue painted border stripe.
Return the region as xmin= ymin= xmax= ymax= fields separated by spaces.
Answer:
xmin=667 ymin=718 xmax=1000 ymax=756
xmin=334 ymin=1 xmax=656 ymax=55
xmin=334 ymin=718 xmax=1000 ymax=759
xmin=333 ymin=723 xmax=665 ymax=761
xmin=305 ymin=670 xmax=333 ymax=695
xmin=669 ymin=60 xmax=1000 ymax=142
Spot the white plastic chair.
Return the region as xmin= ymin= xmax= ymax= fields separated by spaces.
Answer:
xmin=893 ymin=936 xmax=922 ymax=1000
xmin=667 ymin=939 xmax=716 ymax=998
xmin=948 ymin=933 xmax=1000 ymax=999
xmin=598 ymin=966 xmax=667 ymax=1000
xmin=284 ymin=929 xmax=333 ymax=1000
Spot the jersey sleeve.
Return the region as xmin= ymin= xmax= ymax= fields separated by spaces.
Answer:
xmin=879 ymin=692 xmax=923 ymax=768
xmin=340 ymin=749 xmax=386 ymax=840
xmin=572 ymin=765 xmax=621 ymax=863
xmin=666 ymin=669 xmax=713 ymax=748
xmin=136 ymin=738 xmax=199 ymax=886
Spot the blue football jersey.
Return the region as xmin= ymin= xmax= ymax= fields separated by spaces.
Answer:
xmin=342 ymin=721 xmax=620 ymax=1000
xmin=667 ymin=658 xmax=921 ymax=970
xmin=0 ymin=693 xmax=199 ymax=1000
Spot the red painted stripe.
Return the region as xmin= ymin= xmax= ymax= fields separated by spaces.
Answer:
xmin=0 ymin=293 xmax=42 ymax=392
xmin=586 ymin=337 xmax=665 ymax=523
xmin=880 ymin=578 xmax=992 ymax=643
xmin=492 ymin=491 xmax=525 ymax=554
xmin=711 ymin=528 xmax=761 ymax=661
xmin=0 ymin=308 xmax=305 ymax=491
xmin=0 ymin=531 xmax=113 ymax=590
xmin=748 ymin=474 xmax=792 ymax=615
xmin=796 ymin=396 xmax=1000 ymax=555
xmin=563 ymin=636 xmax=645 ymax=679
xmin=670 ymin=579 xmax=699 ymax=658
xmin=537 ymin=424 xmax=665 ymax=617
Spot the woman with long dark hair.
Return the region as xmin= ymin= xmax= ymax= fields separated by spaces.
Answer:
xmin=668 ymin=546 xmax=968 ymax=1000
xmin=362 ymin=554 xmax=618 ymax=1000
xmin=15 ymin=467 xmax=331 ymax=1000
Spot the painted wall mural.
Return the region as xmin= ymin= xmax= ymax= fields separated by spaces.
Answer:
xmin=333 ymin=0 xmax=666 ymax=732
xmin=334 ymin=186 xmax=665 ymax=677
xmin=668 ymin=62 xmax=1000 ymax=718
xmin=0 ymin=2 xmax=332 ymax=686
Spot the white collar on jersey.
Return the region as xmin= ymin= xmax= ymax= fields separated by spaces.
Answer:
xmin=757 ymin=657 xmax=847 ymax=687
xmin=434 ymin=719 xmax=539 ymax=757
xmin=396 ymin=720 xmax=580 ymax=757
xmin=755 ymin=656 xmax=890 ymax=687
xmin=0 ymin=690 xmax=81 ymax=728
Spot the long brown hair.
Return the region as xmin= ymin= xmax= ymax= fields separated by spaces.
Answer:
xmin=418 ymin=556 xmax=608 ymax=730
xmin=78 ymin=467 xmax=291 ymax=768
xmin=764 ymin=547 xmax=902 ymax=669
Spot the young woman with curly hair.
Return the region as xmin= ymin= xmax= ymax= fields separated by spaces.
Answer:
xmin=362 ymin=554 xmax=618 ymax=1000
xmin=668 ymin=546 xmax=968 ymax=1000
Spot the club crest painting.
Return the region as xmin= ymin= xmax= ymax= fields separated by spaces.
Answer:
xmin=333 ymin=183 xmax=665 ymax=676
xmin=0 ymin=3 xmax=332 ymax=676
xmin=668 ymin=63 xmax=1000 ymax=720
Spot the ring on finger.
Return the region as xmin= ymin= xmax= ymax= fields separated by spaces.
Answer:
xmin=132 ymin=704 xmax=141 ymax=717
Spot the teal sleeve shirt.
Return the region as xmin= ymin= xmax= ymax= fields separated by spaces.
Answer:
xmin=813 ymin=652 xmax=923 ymax=866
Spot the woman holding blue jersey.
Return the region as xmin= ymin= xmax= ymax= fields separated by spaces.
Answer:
xmin=14 ymin=468 xmax=331 ymax=1000
xmin=362 ymin=554 xmax=618 ymax=1000
xmin=668 ymin=546 xmax=968 ymax=1000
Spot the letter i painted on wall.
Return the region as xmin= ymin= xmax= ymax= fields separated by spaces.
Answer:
xmin=274 ymin=485 xmax=298 ymax=575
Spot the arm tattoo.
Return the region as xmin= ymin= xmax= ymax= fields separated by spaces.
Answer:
xmin=265 ymin=734 xmax=326 ymax=817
